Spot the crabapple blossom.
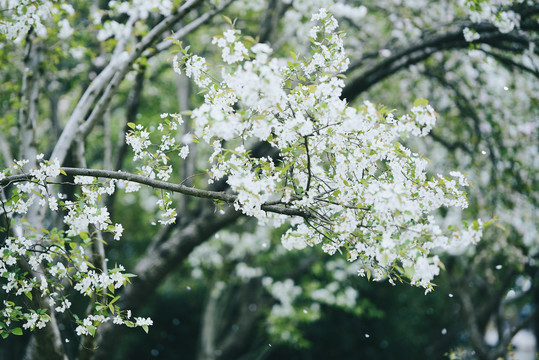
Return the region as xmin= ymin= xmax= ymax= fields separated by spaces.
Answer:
xmin=1 ymin=1 xmax=512 ymax=349
xmin=167 ymin=10 xmax=484 ymax=291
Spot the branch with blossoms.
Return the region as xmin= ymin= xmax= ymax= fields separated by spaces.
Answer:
xmin=0 ymin=168 xmax=311 ymax=219
xmin=159 ymin=8 xmax=488 ymax=291
xmin=0 ymin=159 xmax=152 ymax=340
xmin=0 ymin=6 xmax=491 ymax=348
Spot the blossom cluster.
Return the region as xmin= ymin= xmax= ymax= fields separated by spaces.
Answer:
xmin=463 ymin=0 xmax=523 ymax=41
xmin=0 ymin=0 xmax=56 ymax=40
xmin=172 ymin=9 xmax=484 ymax=291
xmin=188 ymin=226 xmax=365 ymax=345
xmin=212 ymin=29 xmax=249 ymax=64
xmin=0 ymin=1 xmax=80 ymax=42
xmin=188 ymin=228 xmax=271 ymax=280
xmin=125 ymin=114 xmax=187 ymax=225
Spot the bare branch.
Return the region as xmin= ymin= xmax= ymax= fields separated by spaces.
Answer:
xmin=458 ymin=289 xmax=491 ymax=359
xmin=304 ymin=136 xmax=312 ymax=192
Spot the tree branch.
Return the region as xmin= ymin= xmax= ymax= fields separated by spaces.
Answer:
xmin=0 ymin=167 xmax=311 ymax=218
xmin=93 ymin=205 xmax=242 ymax=360
xmin=153 ymin=0 xmax=236 ymax=55
xmin=304 ymin=136 xmax=312 ymax=192
xmin=17 ymin=32 xmax=67 ymax=360
xmin=50 ymin=0 xmax=205 ymax=166
xmin=479 ymin=49 xmax=539 ymax=77
xmin=0 ymin=132 xmax=13 ymax=168
xmin=458 ymin=289 xmax=491 ymax=360
xmin=18 ymin=30 xmax=41 ymax=169
xmin=343 ymin=8 xmax=539 ymax=101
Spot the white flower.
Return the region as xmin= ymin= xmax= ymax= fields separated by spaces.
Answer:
xmin=48 ymin=197 xmax=58 ymax=211
xmin=212 ymin=29 xmax=248 ymax=64
xmin=55 ymin=299 xmax=72 ymax=313
xmin=113 ymin=223 xmax=123 ymax=240
xmin=172 ymin=55 xmax=181 ymax=75
xmin=463 ymin=27 xmax=480 ymax=42
xmin=179 ymin=145 xmax=189 ymax=159
xmin=75 ymin=325 xmax=88 ymax=336
xmin=74 ymin=176 xmax=95 ymax=185
xmin=58 ymin=19 xmax=73 ymax=39
xmin=125 ymin=181 xmax=141 ymax=193
xmin=311 ymin=8 xmax=328 ymax=21
xmin=135 ymin=317 xmax=153 ymax=326
xmin=185 ymin=55 xmax=211 ymax=87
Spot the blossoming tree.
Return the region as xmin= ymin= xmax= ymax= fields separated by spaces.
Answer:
xmin=0 ymin=1 xmax=537 ymax=359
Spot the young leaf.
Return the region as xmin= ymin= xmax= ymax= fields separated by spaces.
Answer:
xmin=413 ymin=98 xmax=429 ymax=107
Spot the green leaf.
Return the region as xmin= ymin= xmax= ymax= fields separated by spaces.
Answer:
xmin=109 ymin=295 xmax=120 ymax=306
xmin=24 ymin=291 xmax=32 ymax=301
xmin=59 ymin=168 xmax=67 ymax=176
xmin=12 ymin=328 xmax=23 ymax=335
xmin=437 ymin=259 xmax=446 ymax=271
xmin=413 ymin=98 xmax=428 ymax=107
xmin=244 ymin=36 xmax=256 ymax=44
xmin=88 ymin=325 xmax=96 ymax=337
xmin=142 ymin=325 xmax=149 ymax=334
